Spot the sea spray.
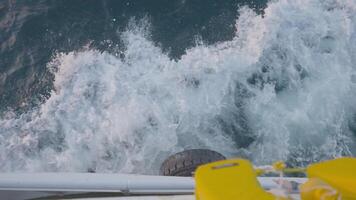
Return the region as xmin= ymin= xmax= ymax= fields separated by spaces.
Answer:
xmin=0 ymin=0 xmax=355 ymax=173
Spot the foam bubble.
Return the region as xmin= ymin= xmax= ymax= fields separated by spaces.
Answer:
xmin=0 ymin=0 xmax=355 ymax=173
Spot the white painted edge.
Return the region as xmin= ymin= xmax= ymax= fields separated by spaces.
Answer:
xmin=0 ymin=173 xmax=307 ymax=200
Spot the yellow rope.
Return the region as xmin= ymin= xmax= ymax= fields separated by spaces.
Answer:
xmin=282 ymin=167 xmax=306 ymax=173
xmin=255 ymin=161 xmax=306 ymax=175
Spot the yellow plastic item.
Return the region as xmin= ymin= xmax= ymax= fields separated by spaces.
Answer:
xmin=300 ymin=178 xmax=340 ymax=200
xmin=195 ymin=159 xmax=284 ymax=200
xmin=273 ymin=161 xmax=287 ymax=171
xmin=301 ymin=157 xmax=356 ymax=200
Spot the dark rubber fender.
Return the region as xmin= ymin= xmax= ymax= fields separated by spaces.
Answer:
xmin=160 ymin=149 xmax=226 ymax=176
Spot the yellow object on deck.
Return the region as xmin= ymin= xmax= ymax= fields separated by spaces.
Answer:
xmin=194 ymin=159 xmax=283 ymax=200
xmin=194 ymin=157 xmax=356 ymax=200
xmin=300 ymin=178 xmax=340 ymax=200
xmin=301 ymin=157 xmax=356 ymax=200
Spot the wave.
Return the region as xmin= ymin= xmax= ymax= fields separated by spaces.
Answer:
xmin=0 ymin=0 xmax=355 ymax=173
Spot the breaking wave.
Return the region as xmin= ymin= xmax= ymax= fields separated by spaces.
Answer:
xmin=1 ymin=0 xmax=356 ymax=173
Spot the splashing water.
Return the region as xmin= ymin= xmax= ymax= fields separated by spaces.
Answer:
xmin=0 ymin=0 xmax=356 ymax=174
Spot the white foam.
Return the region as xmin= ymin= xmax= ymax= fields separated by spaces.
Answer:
xmin=0 ymin=0 xmax=355 ymax=173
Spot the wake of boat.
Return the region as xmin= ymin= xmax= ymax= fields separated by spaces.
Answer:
xmin=0 ymin=0 xmax=355 ymax=173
